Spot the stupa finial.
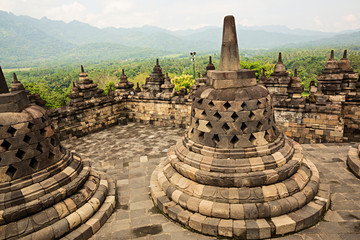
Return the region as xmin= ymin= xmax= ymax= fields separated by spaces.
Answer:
xmin=294 ymin=68 xmax=298 ymax=77
xmin=13 ymin=72 xmax=20 ymax=83
xmin=330 ymin=50 xmax=335 ymax=59
xmin=209 ymin=56 xmax=212 ymax=64
xmin=0 ymin=66 xmax=9 ymax=93
xmin=81 ymin=65 xmax=85 ymax=73
xmin=343 ymin=49 xmax=348 ymax=59
xmin=219 ymin=15 xmax=241 ymax=71
xmin=278 ymin=52 xmax=283 ymax=63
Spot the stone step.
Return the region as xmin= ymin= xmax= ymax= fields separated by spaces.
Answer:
xmin=2 ymin=168 xmax=103 ymax=239
xmin=60 ymin=177 xmax=116 ymax=240
xmin=169 ymin=139 xmax=304 ymax=188
xmin=0 ymin=159 xmax=90 ymax=224
xmin=150 ymin=159 xmax=330 ymax=239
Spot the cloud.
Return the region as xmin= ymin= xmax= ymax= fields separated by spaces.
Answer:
xmin=45 ymin=2 xmax=87 ymax=23
xmin=238 ymin=18 xmax=252 ymax=27
xmin=1 ymin=0 xmax=360 ymax=32
xmin=344 ymin=14 xmax=357 ymax=22
xmin=314 ymin=16 xmax=323 ymax=26
xmin=342 ymin=14 xmax=360 ymax=30
xmin=103 ymin=1 xmax=133 ymax=14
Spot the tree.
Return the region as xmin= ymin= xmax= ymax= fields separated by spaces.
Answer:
xmin=172 ymin=74 xmax=195 ymax=92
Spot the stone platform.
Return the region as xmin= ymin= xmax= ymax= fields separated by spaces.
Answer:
xmin=63 ymin=123 xmax=360 ymax=240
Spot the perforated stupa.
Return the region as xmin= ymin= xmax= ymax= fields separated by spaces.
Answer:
xmin=150 ymin=15 xmax=330 ymax=239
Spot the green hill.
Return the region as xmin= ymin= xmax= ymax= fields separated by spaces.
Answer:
xmin=1 ymin=10 xmax=360 ymax=68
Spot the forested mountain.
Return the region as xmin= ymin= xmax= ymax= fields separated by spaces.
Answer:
xmin=1 ymin=10 xmax=360 ymax=68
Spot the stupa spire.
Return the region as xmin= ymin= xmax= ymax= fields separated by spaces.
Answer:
xmin=0 ymin=66 xmax=9 ymax=93
xmin=206 ymin=55 xmax=215 ymax=72
xmin=219 ymin=15 xmax=241 ymax=71
xmin=343 ymin=49 xmax=348 ymax=59
xmin=330 ymin=50 xmax=335 ymax=59
xmin=13 ymin=72 xmax=19 ymax=83
xmin=81 ymin=65 xmax=85 ymax=73
xmin=294 ymin=68 xmax=298 ymax=77
xmin=278 ymin=52 xmax=283 ymax=63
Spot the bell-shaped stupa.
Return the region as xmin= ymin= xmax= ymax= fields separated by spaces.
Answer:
xmin=0 ymin=67 xmax=115 ymax=239
xmin=150 ymin=15 xmax=330 ymax=239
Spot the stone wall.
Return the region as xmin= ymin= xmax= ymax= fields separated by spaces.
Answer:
xmin=47 ymin=93 xmax=355 ymax=144
xmin=275 ymin=106 xmax=343 ymax=144
xmin=343 ymin=102 xmax=360 ymax=142
xmin=47 ymin=97 xmax=192 ymax=140
xmin=125 ymin=98 xmax=191 ymax=128
xmin=48 ymin=96 xmax=125 ymax=140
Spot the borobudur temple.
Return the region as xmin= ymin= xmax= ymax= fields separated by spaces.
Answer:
xmin=150 ymin=15 xmax=331 ymax=239
xmin=0 ymin=67 xmax=116 ymax=239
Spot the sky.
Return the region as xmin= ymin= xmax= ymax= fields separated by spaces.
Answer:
xmin=0 ymin=0 xmax=359 ymax=32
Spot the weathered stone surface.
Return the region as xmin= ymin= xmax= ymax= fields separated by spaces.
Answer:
xmin=147 ymin=15 xmax=328 ymax=240
xmin=0 ymin=68 xmax=116 ymax=240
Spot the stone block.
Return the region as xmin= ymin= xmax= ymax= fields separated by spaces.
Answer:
xmin=52 ymin=218 xmax=70 ymax=238
xmin=271 ymin=214 xmax=296 ymax=235
xmin=256 ymin=219 xmax=271 ymax=239
xmin=65 ymin=212 xmax=82 ymax=230
xmin=86 ymin=218 xmax=101 ymax=234
xmin=218 ymin=219 xmax=233 ymax=237
xmin=233 ymin=220 xmax=246 ymax=238
xmin=262 ymin=184 xmax=278 ymax=201
xmin=256 ymin=202 xmax=270 ymax=218
xmin=189 ymin=213 xmax=206 ymax=232
xmin=31 ymin=212 xmax=50 ymax=231
xmin=243 ymin=203 xmax=258 ymax=219
xmin=211 ymin=202 xmax=230 ymax=218
xmin=167 ymin=205 xmax=182 ymax=221
xmin=76 ymin=203 xmax=94 ymax=223
xmin=16 ymin=217 xmax=34 ymax=236
xmin=186 ymin=197 xmax=201 ymax=212
xmin=201 ymin=217 xmax=220 ymax=236
xmin=177 ymin=210 xmax=192 ymax=225
xmin=198 ymin=200 xmax=213 ymax=216
xmin=31 ymin=226 xmax=55 ymax=240
xmin=245 ymin=220 xmax=259 ymax=239
xmin=178 ymin=193 xmax=190 ymax=208
xmin=230 ymin=203 xmax=245 ymax=219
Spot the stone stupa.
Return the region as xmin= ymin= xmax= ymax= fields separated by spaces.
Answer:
xmin=69 ymin=65 xmax=104 ymax=104
xmin=114 ymin=69 xmax=134 ymax=98
xmin=317 ymin=50 xmax=342 ymax=95
xmin=0 ymin=67 xmax=115 ymax=239
xmin=150 ymin=15 xmax=330 ymax=239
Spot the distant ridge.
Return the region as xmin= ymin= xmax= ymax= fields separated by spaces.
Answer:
xmin=0 ymin=10 xmax=359 ymax=67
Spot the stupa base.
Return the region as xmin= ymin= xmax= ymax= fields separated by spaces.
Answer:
xmin=1 ymin=154 xmax=116 ymax=240
xmin=150 ymin=158 xmax=330 ymax=239
xmin=348 ymin=145 xmax=360 ymax=178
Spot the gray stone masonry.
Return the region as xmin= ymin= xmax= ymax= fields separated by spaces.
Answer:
xmin=63 ymin=123 xmax=360 ymax=240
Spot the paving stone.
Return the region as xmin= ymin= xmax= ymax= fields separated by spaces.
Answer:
xmin=61 ymin=124 xmax=360 ymax=239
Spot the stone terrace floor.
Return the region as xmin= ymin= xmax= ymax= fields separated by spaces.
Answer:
xmin=63 ymin=123 xmax=360 ymax=240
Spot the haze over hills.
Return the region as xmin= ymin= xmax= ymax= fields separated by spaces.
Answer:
xmin=0 ymin=10 xmax=359 ymax=68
